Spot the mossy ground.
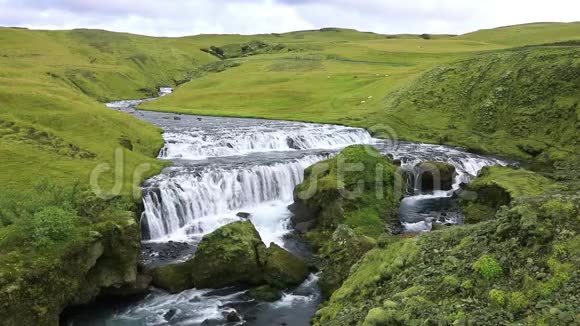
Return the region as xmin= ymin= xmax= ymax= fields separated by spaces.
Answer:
xmin=314 ymin=193 xmax=580 ymax=325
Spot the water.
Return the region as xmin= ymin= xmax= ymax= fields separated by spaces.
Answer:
xmin=65 ymin=90 xmax=506 ymax=325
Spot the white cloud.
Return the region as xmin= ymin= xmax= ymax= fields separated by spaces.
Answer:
xmin=0 ymin=0 xmax=577 ymax=36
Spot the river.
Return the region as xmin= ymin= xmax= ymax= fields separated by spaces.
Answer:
xmin=63 ymin=89 xmax=506 ymax=325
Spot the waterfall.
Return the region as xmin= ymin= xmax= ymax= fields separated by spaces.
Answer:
xmin=159 ymin=124 xmax=373 ymax=160
xmin=142 ymin=155 xmax=327 ymax=240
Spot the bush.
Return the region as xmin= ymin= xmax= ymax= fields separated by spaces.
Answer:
xmin=473 ymin=255 xmax=503 ymax=280
xmin=508 ymin=291 xmax=530 ymax=312
xmin=489 ymin=289 xmax=507 ymax=306
xmin=29 ymin=206 xmax=78 ymax=247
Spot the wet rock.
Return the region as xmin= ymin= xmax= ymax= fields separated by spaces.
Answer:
xmin=318 ymin=225 xmax=376 ymax=297
xmin=286 ymin=137 xmax=300 ymax=150
xmin=164 ymin=309 xmax=177 ymax=321
xmin=415 ymin=161 xmax=456 ymax=191
xmin=151 ymin=260 xmax=196 ymax=293
xmin=197 ymin=117 xmax=202 ymax=121
xmin=173 ymin=116 xmax=181 ymax=120
xmin=263 ymin=243 xmax=309 ymax=289
xmin=236 ymin=212 xmax=251 ymax=219
xmin=225 ymin=310 xmax=242 ymax=322
xmin=101 ymin=274 xmax=152 ymax=297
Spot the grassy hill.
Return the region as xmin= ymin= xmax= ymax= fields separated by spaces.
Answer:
xmin=459 ymin=22 xmax=580 ymax=46
xmin=140 ymin=23 xmax=579 ymax=173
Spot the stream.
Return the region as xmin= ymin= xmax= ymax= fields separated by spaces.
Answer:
xmin=63 ymin=89 xmax=506 ymax=326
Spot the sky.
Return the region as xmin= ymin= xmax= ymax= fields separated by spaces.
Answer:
xmin=0 ymin=0 xmax=578 ymax=36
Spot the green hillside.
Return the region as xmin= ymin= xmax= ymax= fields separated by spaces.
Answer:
xmin=459 ymin=22 xmax=580 ymax=46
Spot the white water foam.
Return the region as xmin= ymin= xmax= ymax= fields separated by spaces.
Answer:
xmin=142 ymin=155 xmax=326 ymax=240
xmin=159 ymin=125 xmax=373 ymax=160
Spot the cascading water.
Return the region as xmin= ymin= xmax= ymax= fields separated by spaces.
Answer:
xmin=159 ymin=124 xmax=373 ymax=160
xmin=141 ymin=155 xmax=327 ymax=240
xmin=375 ymin=141 xmax=508 ymax=232
xmin=136 ymin=114 xmax=373 ymax=243
xmin=66 ymin=91 xmax=508 ymax=326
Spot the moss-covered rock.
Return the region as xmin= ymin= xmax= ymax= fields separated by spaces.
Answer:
xmin=415 ymin=161 xmax=456 ymax=191
xmin=151 ymin=260 xmax=196 ymax=293
xmin=460 ymin=166 xmax=560 ymax=223
xmin=191 ymin=221 xmax=266 ymax=289
xmin=290 ymin=145 xmax=401 ymax=240
xmin=263 ymin=243 xmax=309 ymax=289
xmin=150 ymin=221 xmax=309 ymax=293
xmin=247 ymin=285 xmax=282 ymax=302
xmin=318 ymin=225 xmax=376 ymax=297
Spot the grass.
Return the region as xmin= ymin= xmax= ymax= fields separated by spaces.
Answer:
xmin=139 ymin=23 xmax=580 ymax=174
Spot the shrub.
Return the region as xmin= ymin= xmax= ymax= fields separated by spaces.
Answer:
xmin=363 ymin=308 xmax=407 ymax=326
xmin=508 ymin=291 xmax=530 ymax=312
xmin=473 ymin=255 xmax=503 ymax=280
xmin=28 ymin=206 xmax=78 ymax=247
xmin=443 ymin=275 xmax=460 ymax=287
xmin=489 ymin=289 xmax=507 ymax=306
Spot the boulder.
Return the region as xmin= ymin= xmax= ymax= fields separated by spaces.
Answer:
xmin=151 ymin=260 xmax=196 ymax=293
xmin=263 ymin=243 xmax=309 ymax=289
xmin=191 ymin=221 xmax=266 ymax=288
xmin=247 ymin=285 xmax=282 ymax=302
xmin=149 ymin=221 xmax=309 ymax=294
xmin=318 ymin=225 xmax=376 ymax=297
xmin=414 ymin=161 xmax=456 ymax=191
xmin=236 ymin=212 xmax=251 ymax=219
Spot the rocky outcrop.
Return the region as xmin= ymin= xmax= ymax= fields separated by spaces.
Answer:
xmin=152 ymin=260 xmax=196 ymax=293
xmin=150 ymin=221 xmax=309 ymax=294
xmin=414 ymin=161 xmax=456 ymax=192
xmin=458 ymin=166 xmax=557 ymax=224
xmin=318 ymin=225 xmax=376 ymax=297
xmin=0 ymin=213 xmax=143 ymax=326
xmin=289 ymin=145 xmax=401 ymax=241
xmin=288 ymin=145 xmax=401 ymax=297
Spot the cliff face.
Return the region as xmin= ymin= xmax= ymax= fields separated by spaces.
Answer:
xmin=289 ymin=145 xmax=402 ymax=297
xmin=0 ymin=207 xmax=144 ymax=326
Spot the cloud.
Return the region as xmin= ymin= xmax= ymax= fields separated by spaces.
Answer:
xmin=0 ymin=0 xmax=577 ymax=36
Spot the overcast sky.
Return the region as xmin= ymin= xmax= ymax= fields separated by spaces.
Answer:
xmin=0 ymin=0 xmax=578 ymax=36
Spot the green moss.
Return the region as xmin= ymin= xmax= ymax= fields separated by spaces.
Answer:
xmin=461 ymin=166 xmax=562 ymax=224
xmin=314 ymin=194 xmax=579 ymax=325
xmin=362 ymin=307 xmax=407 ymax=326
xmin=151 ymin=261 xmax=196 ymax=293
xmin=247 ymin=285 xmax=282 ymax=302
xmin=317 ymin=225 xmax=376 ymax=297
xmin=263 ymin=243 xmax=309 ymax=289
xmin=443 ymin=275 xmax=460 ymax=288
xmin=191 ymin=221 xmax=265 ymax=288
xmin=489 ymin=289 xmax=507 ymax=306
xmin=296 ymin=145 xmax=400 ymax=238
xmin=508 ymin=291 xmax=530 ymax=312
xmin=473 ymin=255 xmax=503 ymax=280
